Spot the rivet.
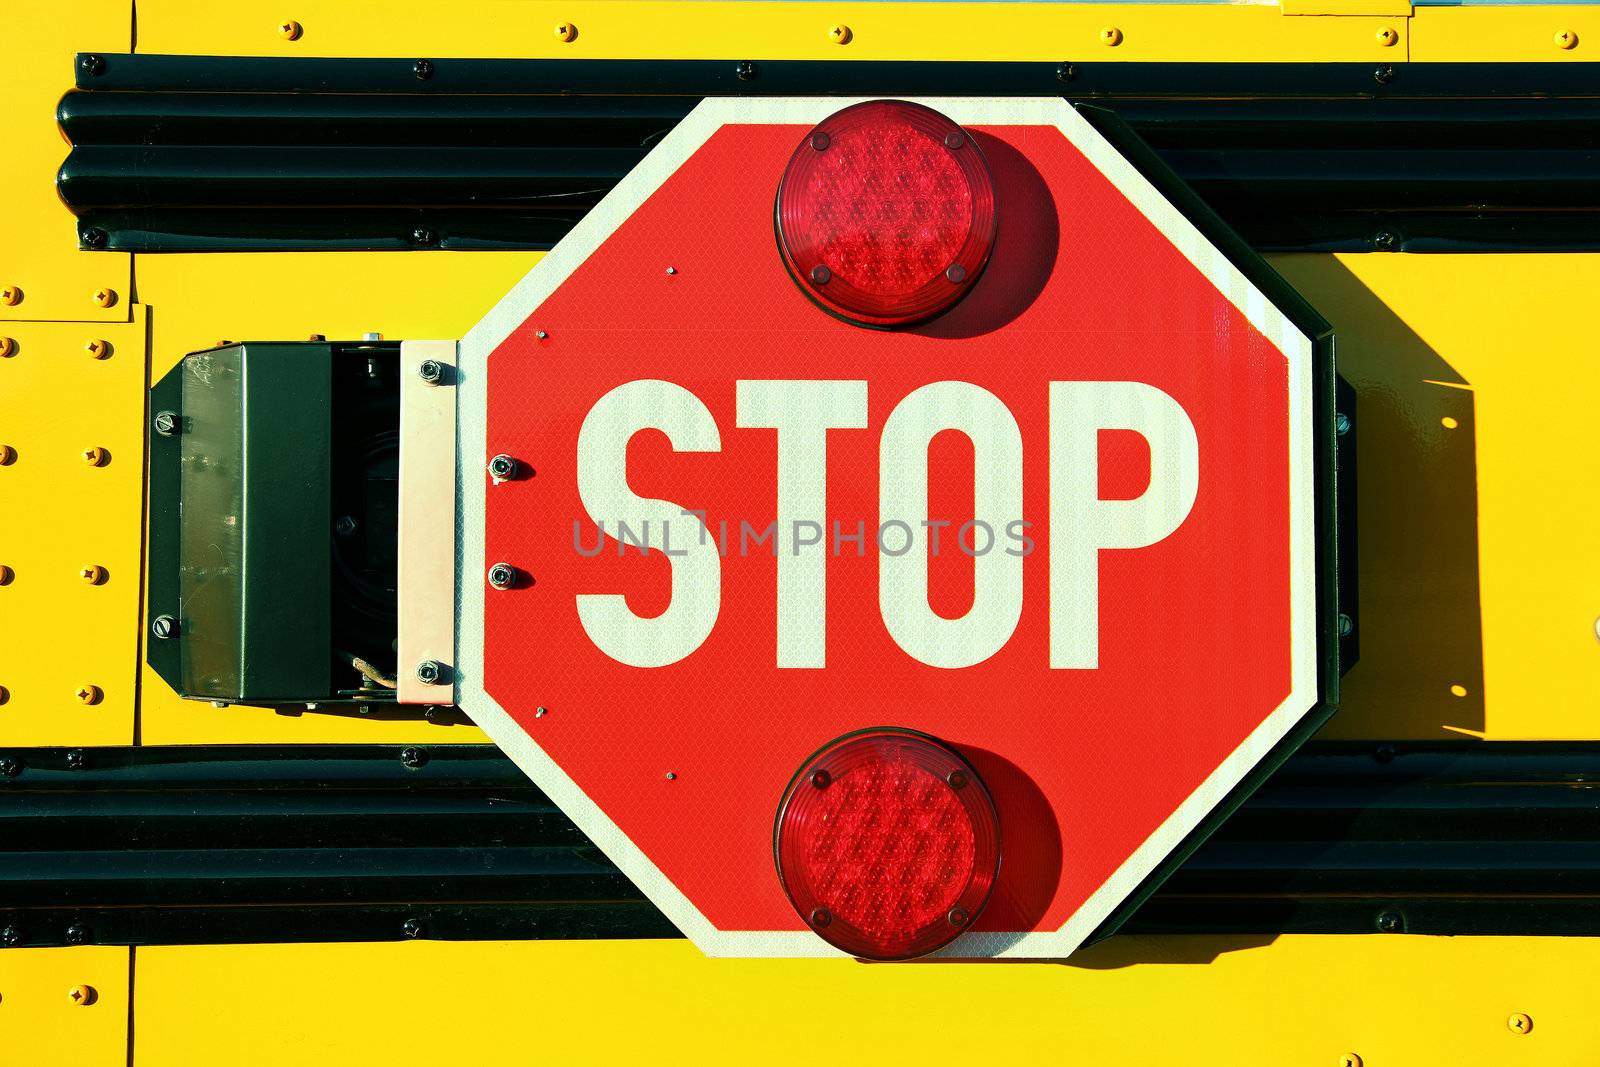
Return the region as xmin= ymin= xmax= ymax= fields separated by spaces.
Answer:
xmin=946 ymin=264 xmax=968 ymax=284
xmin=80 ymin=565 xmax=108 ymax=585
xmin=83 ymin=446 xmax=109 ymax=467
xmin=947 ymin=769 xmax=969 ymax=790
xmin=0 ymin=285 xmax=20 ymax=306
xmin=555 ymin=21 xmax=577 ymax=42
xmin=278 ymin=19 xmax=302 ymax=40
xmin=1556 ymin=29 xmax=1579 ymax=50
xmin=947 ymin=906 xmax=970 ymax=927
xmin=944 ymin=131 xmax=965 ymax=150
xmin=829 ymin=24 xmax=852 ymax=44
xmin=0 ymin=444 xmax=14 ymax=465
xmin=665 ymin=265 xmax=677 ymax=275
xmin=1377 ymin=26 xmax=1399 ymax=47
xmin=1508 ymin=1012 xmax=1533 ymax=1034
xmin=810 ymin=907 xmax=832 ymax=928
xmin=92 ymin=288 xmax=117 ymax=308
xmin=413 ymin=58 xmax=435 ymax=80
xmin=810 ymin=769 xmax=831 ymax=789
xmin=810 ymin=264 xmax=832 ymax=285
xmin=75 ymin=685 xmax=102 ymax=706
xmin=665 ymin=771 xmax=677 ymax=781
xmin=67 ymin=985 xmax=96 ymax=1006
xmin=1100 ymin=25 xmax=1123 ymax=46
xmin=535 ymin=706 xmax=548 ymax=718
xmin=85 ymin=338 xmax=111 ymax=359
xmin=810 ymin=131 xmax=831 ymax=152
xmin=535 ymin=329 xmax=549 ymax=340
xmin=1339 ymin=1055 xmax=1364 ymax=1067
xmin=0 ymin=337 xmax=15 ymax=357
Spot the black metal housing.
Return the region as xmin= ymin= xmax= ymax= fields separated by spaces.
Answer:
xmin=1 ymin=743 xmax=1596 ymax=949
xmin=59 ymin=55 xmax=1600 ymax=253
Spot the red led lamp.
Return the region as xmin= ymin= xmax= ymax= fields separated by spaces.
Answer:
xmin=775 ymin=100 xmax=999 ymax=328
xmin=774 ymin=728 xmax=1001 ymax=960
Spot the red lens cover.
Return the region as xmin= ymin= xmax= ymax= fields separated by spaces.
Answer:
xmin=775 ymin=100 xmax=998 ymax=328
xmin=774 ymin=728 xmax=1001 ymax=960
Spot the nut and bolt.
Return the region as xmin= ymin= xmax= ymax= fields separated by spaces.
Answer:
xmin=79 ymin=54 xmax=106 ymax=77
xmin=1374 ymin=908 xmax=1404 ymax=933
xmin=74 ymin=686 xmax=102 ymax=706
xmin=80 ymin=565 xmax=107 ymax=585
xmin=1 ymin=285 xmax=21 ymax=306
xmin=418 ymin=359 xmax=444 ymax=384
xmin=83 ymin=446 xmax=109 ymax=467
xmin=85 ymin=338 xmax=111 ymax=359
xmin=488 ymin=454 xmax=520 ymax=481
xmin=400 ymin=746 xmax=429 ymax=769
xmin=92 ymin=288 xmax=117 ymax=308
xmin=487 ymin=562 xmax=520 ymax=590
xmin=151 ymin=615 xmax=179 ymax=640
xmin=413 ymin=58 xmax=435 ymax=80
xmin=1508 ymin=1012 xmax=1533 ymax=1034
xmin=415 ymin=660 xmax=446 ymax=686
xmin=68 ymin=984 xmax=96 ymax=1006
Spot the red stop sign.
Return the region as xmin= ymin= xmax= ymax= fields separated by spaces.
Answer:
xmin=458 ymin=98 xmax=1325 ymax=958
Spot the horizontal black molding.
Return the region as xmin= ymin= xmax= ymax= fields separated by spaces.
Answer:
xmin=58 ymin=55 xmax=1600 ymax=253
xmin=1 ymin=742 xmax=1597 ymax=949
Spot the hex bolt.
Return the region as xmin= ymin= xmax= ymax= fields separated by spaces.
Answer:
xmin=92 ymin=287 xmax=117 ymax=308
xmin=1100 ymin=25 xmax=1124 ymax=46
xmin=487 ymin=562 xmax=519 ymax=590
xmin=1374 ymin=908 xmax=1404 ymax=933
xmin=400 ymin=746 xmax=429 ymax=769
xmin=554 ymin=21 xmax=577 ymax=42
xmin=402 ymin=917 xmax=426 ymax=939
xmin=735 ymin=60 xmax=757 ymax=81
xmin=64 ymin=924 xmax=90 ymax=945
xmin=829 ymin=23 xmax=852 ymax=44
xmin=947 ymin=906 xmax=970 ymax=927
xmin=1336 ymin=412 xmax=1351 ymax=436
xmin=78 ymin=53 xmax=106 ymax=77
xmin=65 ymin=750 xmax=88 ymax=770
xmin=151 ymin=614 xmax=179 ymax=640
xmin=1377 ymin=26 xmax=1399 ymax=47
xmin=80 ymin=565 xmax=107 ymax=585
xmin=278 ymin=19 xmax=303 ymax=40
xmin=74 ymin=686 xmax=102 ymax=707
xmin=418 ymin=359 xmax=444 ymax=384
xmin=488 ymin=453 xmax=520 ymax=481
xmin=1508 ymin=1012 xmax=1533 ymax=1035
xmin=85 ymin=338 xmax=111 ymax=359
xmin=0 ymin=285 xmax=21 ymax=306
xmin=0 ymin=336 xmax=14 ymax=357
xmin=415 ymin=660 xmax=446 ymax=686
xmin=68 ymin=984 xmax=96 ymax=1006
xmin=83 ymin=446 xmax=109 ymax=467
xmin=413 ymin=58 xmax=435 ymax=80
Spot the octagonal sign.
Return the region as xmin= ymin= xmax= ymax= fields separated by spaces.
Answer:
xmin=458 ymin=97 xmax=1328 ymax=958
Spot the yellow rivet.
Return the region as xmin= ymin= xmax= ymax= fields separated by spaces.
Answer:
xmin=0 ymin=285 xmax=21 ymax=306
xmin=1378 ymin=27 xmax=1399 ymax=47
xmin=83 ymin=446 xmax=109 ymax=467
xmin=75 ymin=685 xmax=102 ymax=706
xmin=1339 ymin=1055 xmax=1364 ymax=1067
xmin=1100 ymin=25 xmax=1124 ymax=47
xmin=278 ymin=19 xmax=303 ymax=40
xmin=1509 ymin=1012 xmax=1533 ymax=1034
xmin=68 ymin=984 xmax=96 ymax=1005
xmin=80 ymin=565 xmax=108 ymax=586
xmin=92 ymin=287 xmax=117 ymax=308
xmin=554 ymin=21 xmax=577 ymax=42
xmin=0 ymin=444 xmax=15 ymax=465
xmin=829 ymin=23 xmax=852 ymax=45
xmin=85 ymin=338 xmax=111 ymax=359
xmin=1556 ymin=29 xmax=1578 ymax=50
xmin=1441 ymin=415 xmax=1459 ymax=430
xmin=0 ymin=337 xmax=15 ymax=357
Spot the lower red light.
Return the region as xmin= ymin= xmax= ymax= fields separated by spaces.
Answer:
xmin=774 ymin=728 xmax=1001 ymax=960
xmin=775 ymin=100 xmax=998 ymax=328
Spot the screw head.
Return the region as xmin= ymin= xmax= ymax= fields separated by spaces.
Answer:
xmin=410 ymin=227 xmax=437 ymax=247
xmin=413 ymin=58 xmax=435 ymax=80
xmin=334 ymin=514 xmax=358 ymax=537
xmin=535 ymin=329 xmax=549 ymax=340
xmin=0 ymin=927 xmax=19 ymax=946
xmin=1338 ymin=613 xmax=1354 ymax=637
xmin=555 ymin=21 xmax=577 ymax=42
xmin=0 ymin=337 xmax=14 ymax=357
xmin=664 ymin=771 xmax=677 ymax=781
xmin=78 ymin=53 xmax=106 ymax=77
xmin=1556 ymin=29 xmax=1579 ymax=50
xmin=68 ymin=984 xmax=95 ymax=1006
xmin=0 ymin=285 xmax=21 ymax=306
xmin=829 ymin=23 xmax=852 ymax=44
xmin=944 ymin=130 xmax=965 ymax=150
xmin=736 ymin=60 xmax=757 ymax=81
xmin=418 ymin=359 xmax=443 ymax=384
xmin=74 ymin=686 xmax=102 ymax=706
xmin=1374 ymin=64 xmax=1396 ymax=85
xmin=1508 ymin=1012 xmax=1533 ymax=1034
xmin=80 ymin=565 xmax=107 ymax=585
xmin=0 ymin=445 xmax=14 ymax=466
xmin=151 ymin=614 xmax=179 ymax=639
xmin=0 ymin=757 xmax=21 ymax=778
xmin=85 ymin=338 xmax=111 ymax=359
xmin=278 ymin=20 xmax=303 ymax=40
xmin=1374 ymin=908 xmax=1404 ymax=933
xmin=64 ymin=924 xmax=90 ymax=945
xmin=415 ymin=660 xmax=445 ymax=686
xmin=152 ymin=410 xmax=181 ymax=437
xmin=400 ymin=746 xmax=429 ymax=769
xmin=1373 ymin=231 xmax=1400 ymax=252
xmin=81 ymin=227 xmax=109 ymax=250
xmin=487 ymin=563 xmax=519 ymax=590
xmin=1336 ymin=412 xmax=1351 ymax=436
xmin=1377 ymin=26 xmax=1399 ymax=47
xmin=0 ymin=565 xmax=10 ymax=585
xmin=488 ymin=454 xmax=519 ymax=480
xmin=83 ymin=446 xmax=109 ymax=467
xmin=1100 ymin=25 xmax=1123 ymax=46
xmin=402 ymin=917 xmax=426 ymax=938
xmin=65 ymin=750 xmax=88 ymax=770
xmin=1339 ymin=1055 xmax=1364 ymax=1067
xmin=810 ymin=131 xmax=830 ymax=152
xmin=1057 ymin=62 xmax=1076 ymax=82
xmin=92 ymin=288 xmax=117 ymax=308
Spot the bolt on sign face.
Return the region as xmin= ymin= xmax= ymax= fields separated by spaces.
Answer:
xmin=458 ymin=98 xmax=1326 ymax=959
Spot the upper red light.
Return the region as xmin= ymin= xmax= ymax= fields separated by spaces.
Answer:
xmin=774 ymin=728 xmax=1001 ymax=960
xmin=775 ymin=100 xmax=998 ymax=328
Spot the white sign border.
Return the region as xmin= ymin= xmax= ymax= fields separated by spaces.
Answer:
xmin=456 ymin=96 xmax=1319 ymax=959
